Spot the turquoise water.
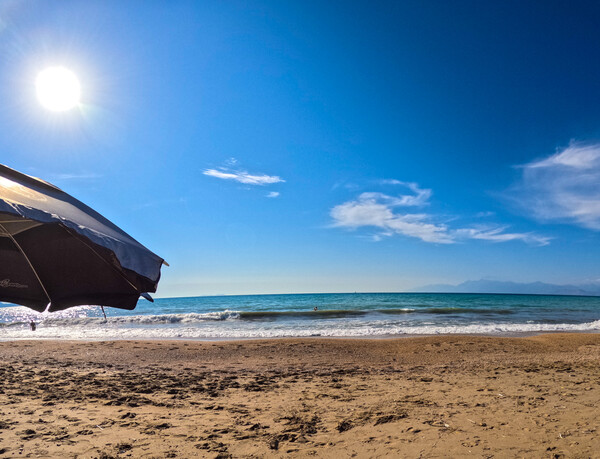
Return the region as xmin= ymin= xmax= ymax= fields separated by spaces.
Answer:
xmin=1 ymin=292 xmax=600 ymax=340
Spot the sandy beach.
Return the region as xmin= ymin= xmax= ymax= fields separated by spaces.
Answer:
xmin=0 ymin=333 xmax=599 ymax=458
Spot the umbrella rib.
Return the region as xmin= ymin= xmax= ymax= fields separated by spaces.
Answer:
xmin=58 ymin=225 xmax=140 ymax=294
xmin=0 ymin=222 xmax=52 ymax=305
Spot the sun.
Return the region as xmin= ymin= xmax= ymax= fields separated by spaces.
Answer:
xmin=36 ymin=66 xmax=81 ymax=112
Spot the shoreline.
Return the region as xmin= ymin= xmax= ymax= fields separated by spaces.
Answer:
xmin=1 ymin=333 xmax=599 ymax=457
xmin=2 ymin=327 xmax=600 ymax=342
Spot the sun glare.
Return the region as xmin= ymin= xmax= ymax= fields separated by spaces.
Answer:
xmin=36 ymin=66 xmax=81 ymax=112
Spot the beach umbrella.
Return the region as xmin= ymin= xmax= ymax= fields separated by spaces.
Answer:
xmin=0 ymin=163 xmax=165 ymax=313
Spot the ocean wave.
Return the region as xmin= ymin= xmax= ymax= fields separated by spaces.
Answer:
xmin=387 ymin=307 xmax=514 ymax=315
xmin=240 ymin=307 xmax=515 ymax=319
xmin=40 ymin=311 xmax=241 ymax=326
xmin=238 ymin=308 xmax=414 ymax=320
xmin=0 ymin=321 xmax=28 ymax=328
xmin=3 ymin=307 xmax=519 ymax=327
xmin=0 ymin=305 xmax=98 ymax=325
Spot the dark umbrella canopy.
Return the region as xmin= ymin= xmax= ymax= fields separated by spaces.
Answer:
xmin=0 ymin=164 xmax=164 ymax=312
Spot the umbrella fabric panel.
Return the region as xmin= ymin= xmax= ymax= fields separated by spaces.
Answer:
xmin=0 ymin=165 xmax=163 ymax=284
xmin=15 ymin=223 xmax=142 ymax=312
xmin=0 ymin=236 xmax=50 ymax=312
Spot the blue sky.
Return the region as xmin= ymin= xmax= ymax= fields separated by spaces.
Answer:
xmin=1 ymin=0 xmax=600 ymax=297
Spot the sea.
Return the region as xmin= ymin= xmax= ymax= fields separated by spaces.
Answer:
xmin=1 ymin=292 xmax=600 ymax=341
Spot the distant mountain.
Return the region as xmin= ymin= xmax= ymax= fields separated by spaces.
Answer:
xmin=413 ymin=279 xmax=600 ymax=296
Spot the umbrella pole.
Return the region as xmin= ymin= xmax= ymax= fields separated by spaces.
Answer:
xmin=100 ymin=306 xmax=107 ymax=320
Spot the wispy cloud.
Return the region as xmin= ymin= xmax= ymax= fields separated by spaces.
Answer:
xmin=511 ymin=142 xmax=600 ymax=229
xmin=331 ymin=192 xmax=453 ymax=244
xmin=266 ymin=191 xmax=280 ymax=198
xmin=454 ymin=226 xmax=551 ymax=246
xmin=203 ymin=166 xmax=284 ymax=186
xmin=331 ymin=182 xmax=549 ymax=246
xmin=331 ymin=180 xmax=360 ymax=191
xmin=132 ymin=197 xmax=187 ymax=211
xmin=50 ymin=172 xmax=102 ymax=181
xmin=372 ymin=180 xmax=432 ymax=206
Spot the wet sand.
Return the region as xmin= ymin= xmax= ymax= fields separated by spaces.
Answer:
xmin=0 ymin=333 xmax=599 ymax=458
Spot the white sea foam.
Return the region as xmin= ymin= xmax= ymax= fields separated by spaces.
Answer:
xmin=1 ymin=319 xmax=599 ymax=341
xmin=0 ymin=305 xmax=97 ymax=324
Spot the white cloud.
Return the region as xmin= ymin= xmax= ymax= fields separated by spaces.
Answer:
xmin=203 ymin=168 xmax=284 ymax=186
xmin=377 ymin=180 xmax=432 ymax=206
xmin=330 ymin=193 xmax=453 ymax=244
xmin=527 ymin=143 xmax=600 ymax=169
xmin=331 ymin=184 xmax=548 ymax=246
xmin=454 ymin=227 xmax=551 ymax=246
xmin=512 ymin=142 xmax=600 ymax=229
xmin=51 ymin=172 xmax=102 ymax=181
xmin=266 ymin=191 xmax=280 ymax=198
